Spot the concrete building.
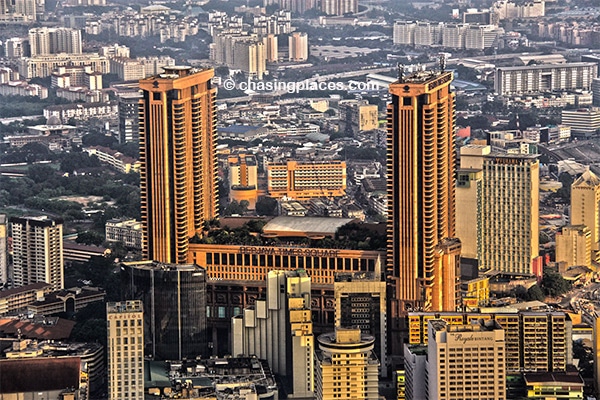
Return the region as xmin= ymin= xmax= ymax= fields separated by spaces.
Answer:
xmin=20 ymin=53 xmax=109 ymax=79
xmin=491 ymin=0 xmax=545 ymax=20
xmin=494 ymin=63 xmax=598 ymax=97
xmin=27 ymin=286 xmax=106 ymax=316
xmin=4 ymin=38 xmax=28 ymax=58
xmin=459 ymin=146 xmax=540 ymax=275
xmin=232 ymin=269 xmax=314 ymax=399
xmin=28 ymin=27 xmax=82 ymax=56
xmin=393 ymin=21 xmax=416 ymax=45
xmin=322 ymin=0 xmax=357 ymax=15
xmin=387 ymin=65 xmax=461 ymax=353
xmin=592 ymin=78 xmax=600 ymax=107
xmin=212 ymin=34 xmax=266 ymax=79
xmin=263 ymin=33 xmax=278 ymax=62
xmin=266 ymin=160 xmax=347 ymax=200
xmin=340 ymin=101 xmax=378 ymax=134
xmin=405 ymin=319 xmax=506 ymax=400
xmin=289 ymin=32 xmax=308 ymax=62
xmin=107 ymin=301 xmax=144 ymax=400
xmin=0 ymin=282 xmax=52 ymax=315
xmin=571 ymin=169 xmax=600 ymax=262
xmin=456 ymin=169 xmax=482 ymax=261
xmin=555 ymin=225 xmax=592 ymax=268
xmin=105 ymin=218 xmax=143 ymax=250
xmin=122 ymin=261 xmax=207 ymax=361
xmin=408 ymin=311 xmax=572 ymax=373
xmin=334 ymin=271 xmax=387 ymax=377
xmin=314 ymin=327 xmax=379 ymax=400
xmin=561 ymin=108 xmax=600 ymax=138
xmin=117 ymin=90 xmax=142 ymax=144
xmin=228 ymin=153 xmax=259 ymax=209
xmin=10 ymin=216 xmax=64 ymax=291
xmin=139 ymin=67 xmax=217 ymax=264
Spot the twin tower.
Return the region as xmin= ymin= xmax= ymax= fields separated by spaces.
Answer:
xmin=138 ymin=65 xmax=461 ymax=347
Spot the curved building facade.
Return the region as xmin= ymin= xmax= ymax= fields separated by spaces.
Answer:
xmin=122 ymin=261 xmax=207 ymax=361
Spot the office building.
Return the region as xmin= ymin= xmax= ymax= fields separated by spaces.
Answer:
xmin=408 ymin=311 xmax=572 ymax=373
xmin=228 ymin=153 xmax=259 ymax=209
xmin=571 ymin=169 xmax=600 ymax=262
xmin=314 ymin=327 xmax=379 ymax=400
xmin=405 ymin=319 xmax=506 ymax=400
xmin=28 ymin=27 xmax=82 ymax=56
xmin=561 ymin=108 xmax=600 ymax=138
xmin=459 ymin=146 xmax=540 ymax=275
xmin=494 ymin=62 xmax=598 ymax=96
xmin=288 ymin=32 xmax=308 ymax=62
xmin=117 ymin=90 xmax=142 ymax=144
xmin=232 ymin=270 xmax=314 ymax=399
xmin=107 ymin=301 xmax=144 ymax=400
xmin=455 ymin=169 xmax=482 ymax=261
xmin=139 ymin=66 xmax=217 ymax=264
xmin=555 ymin=225 xmax=592 ymax=268
xmin=0 ymin=214 xmax=7 ymax=286
xmin=334 ymin=271 xmax=387 ymax=377
xmin=122 ymin=261 xmax=207 ymax=361
xmin=387 ymin=64 xmax=461 ymax=343
xmin=19 ymin=53 xmax=110 ymax=79
xmin=105 ymin=218 xmax=143 ymax=249
xmin=10 ymin=216 xmax=63 ymax=290
xmin=266 ymin=160 xmax=347 ymax=200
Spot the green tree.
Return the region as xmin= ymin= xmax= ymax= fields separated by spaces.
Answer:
xmin=255 ymin=197 xmax=278 ymax=216
xmin=76 ymin=231 xmax=105 ymax=246
xmin=541 ymin=269 xmax=571 ymax=297
xmin=527 ymin=285 xmax=545 ymax=301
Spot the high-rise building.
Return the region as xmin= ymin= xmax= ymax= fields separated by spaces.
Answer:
xmin=138 ymin=66 xmax=217 ymax=264
xmin=386 ymin=65 xmax=461 ymax=333
xmin=555 ymin=225 xmax=592 ymax=268
xmin=320 ymin=0 xmax=357 ymax=15
xmin=0 ymin=215 xmax=7 ymax=286
xmin=107 ymin=301 xmax=144 ymax=400
xmin=122 ymin=261 xmax=207 ymax=361
xmin=232 ymin=270 xmax=314 ymax=399
xmin=334 ymin=270 xmax=387 ymax=377
xmin=405 ymin=319 xmax=506 ymax=400
xmin=408 ymin=311 xmax=572 ymax=373
xmin=288 ymin=32 xmax=308 ymax=62
xmin=263 ymin=33 xmax=278 ymax=62
xmin=459 ymin=145 xmax=540 ymax=275
xmin=314 ymin=327 xmax=379 ymax=400
xmin=117 ymin=90 xmax=142 ymax=144
xmin=561 ymin=108 xmax=600 ymax=138
xmin=455 ymin=169 xmax=483 ymax=261
xmin=10 ymin=216 xmax=63 ymax=290
xmin=28 ymin=27 xmax=82 ymax=56
xmin=571 ymin=169 xmax=600 ymax=262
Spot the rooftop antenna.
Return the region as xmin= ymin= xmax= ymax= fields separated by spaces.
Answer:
xmin=439 ymin=53 xmax=446 ymax=73
xmin=397 ymin=63 xmax=404 ymax=83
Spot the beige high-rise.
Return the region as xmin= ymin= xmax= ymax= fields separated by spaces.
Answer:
xmin=571 ymin=169 xmax=600 ymax=261
xmin=555 ymin=225 xmax=592 ymax=268
xmin=107 ymin=301 xmax=144 ymax=400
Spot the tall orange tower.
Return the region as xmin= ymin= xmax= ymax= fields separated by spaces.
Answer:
xmin=139 ymin=66 xmax=217 ymax=264
xmin=386 ymin=64 xmax=461 ymax=352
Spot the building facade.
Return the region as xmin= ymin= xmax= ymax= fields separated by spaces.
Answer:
xmin=266 ymin=160 xmax=347 ymax=200
xmin=122 ymin=261 xmax=207 ymax=361
xmin=0 ymin=214 xmax=7 ymax=286
xmin=117 ymin=90 xmax=142 ymax=144
xmin=387 ymin=66 xmax=461 ymax=344
xmin=232 ymin=270 xmax=314 ymax=399
xmin=314 ymin=328 xmax=379 ymax=400
xmin=334 ymin=271 xmax=387 ymax=377
xmin=561 ymin=108 xmax=600 ymax=138
xmin=28 ymin=27 xmax=82 ymax=56
xmin=228 ymin=153 xmax=259 ymax=209
xmin=288 ymin=32 xmax=308 ymax=62
xmin=107 ymin=301 xmax=144 ymax=400
xmin=105 ymin=218 xmax=143 ymax=249
xmin=555 ymin=225 xmax=592 ymax=268
xmin=10 ymin=216 xmax=64 ymax=290
xmin=494 ymin=62 xmax=598 ymax=96
xmin=571 ymin=169 xmax=600 ymax=262
xmin=138 ymin=66 xmax=217 ymax=264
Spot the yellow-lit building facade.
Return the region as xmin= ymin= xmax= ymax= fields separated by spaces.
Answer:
xmin=555 ymin=225 xmax=592 ymax=268
xmin=571 ymin=169 xmax=600 ymax=262
xmin=266 ymin=160 xmax=347 ymax=200
xmin=228 ymin=154 xmax=259 ymax=209
xmin=138 ymin=66 xmax=217 ymax=264
xmin=387 ymin=68 xmax=460 ymax=354
xmin=107 ymin=301 xmax=144 ymax=400
xmin=408 ymin=311 xmax=571 ymax=373
xmin=461 ymin=276 xmax=490 ymax=309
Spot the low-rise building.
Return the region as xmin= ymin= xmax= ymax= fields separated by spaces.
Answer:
xmin=105 ymin=218 xmax=143 ymax=249
xmin=84 ymin=145 xmax=139 ymax=173
xmin=27 ymin=286 xmax=106 ymax=316
xmin=0 ymin=283 xmax=52 ymax=315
